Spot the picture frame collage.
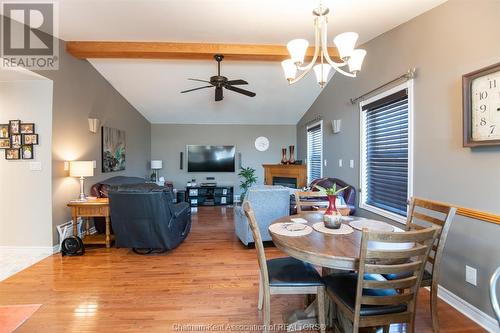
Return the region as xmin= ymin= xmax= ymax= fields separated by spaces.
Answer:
xmin=0 ymin=120 xmax=39 ymax=160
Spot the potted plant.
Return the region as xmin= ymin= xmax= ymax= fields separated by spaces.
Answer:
xmin=314 ymin=183 xmax=349 ymax=229
xmin=238 ymin=166 xmax=257 ymax=201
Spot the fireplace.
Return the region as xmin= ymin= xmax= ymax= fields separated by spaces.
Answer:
xmin=272 ymin=176 xmax=297 ymax=188
xmin=263 ymin=164 xmax=307 ymax=189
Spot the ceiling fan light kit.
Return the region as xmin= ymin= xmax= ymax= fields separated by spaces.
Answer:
xmin=282 ymin=3 xmax=367 ymax=87
xmin=181 ymin=54 xmax=256 ymax=102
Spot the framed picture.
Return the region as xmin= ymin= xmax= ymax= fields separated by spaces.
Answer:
xmin=5 ymin=148 xmax=20 ymax=160
xmin=0 ymin=124 xmax=9 ymax=138
xmin=21 ymin=144 xmax=34 ymax=159
xmin=10 ymin=134 xmax=22 ymax=148
xmin=23 ymin=134 xmax=38 ymax=145
xmin=9 ymin=120 xmax=20 ymax=134
xmin=0 ymin=138 xmax=10 ymax=149
xmin=101 ymin=127 xmax=126 ymax=173
xmin=20 ymin=123 xmax=35 ymax=134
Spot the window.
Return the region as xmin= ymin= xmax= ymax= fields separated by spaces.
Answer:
xmin=360 ymin=81 xmax=413 ymax=223
xmin=307 ymin=121 xmax=323 ymax=184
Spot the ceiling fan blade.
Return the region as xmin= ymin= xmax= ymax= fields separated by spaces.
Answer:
xmin=181 ymin=85 xmax=213 ymax=93
xmin=215 ymin=86 xmax=223 ymax=101
xmin=188 ymin=78 xmax=213 ymax=84
xmin=224 ymin=85 xmax=256 ymax=97
xmin=226 ymin=79 xmax=248 ymax=85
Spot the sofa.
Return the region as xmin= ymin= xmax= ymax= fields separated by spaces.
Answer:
xmin=108 ymin=183 xmax=191 ymax=251
xmin=234 ymin=185 xmax=290 ymax=246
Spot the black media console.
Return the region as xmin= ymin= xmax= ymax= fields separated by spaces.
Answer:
xmin=186 ymin=185 xmax=234 ymax=207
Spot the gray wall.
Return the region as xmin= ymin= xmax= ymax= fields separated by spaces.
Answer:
xmin=151 ymin=124 xmax=296 ymax=193
xmin=297 ymin=0 xmax=500 ymax=317
xmin=37 ymin=39 xmax=151 ymax=245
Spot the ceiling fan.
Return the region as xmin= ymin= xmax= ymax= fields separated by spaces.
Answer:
xmin=181 ymin=54 xmax=256 ymax=102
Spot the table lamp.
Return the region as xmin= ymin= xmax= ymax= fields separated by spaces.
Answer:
xmin=70 ymin=161 xmax=94 ymax=201
xmin=151 ymin=160 xmax=162 ymax=182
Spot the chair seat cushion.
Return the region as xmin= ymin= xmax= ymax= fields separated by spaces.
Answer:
xmin=384 ymin=270 xmax=432 ymax=285
xmin=267 ymin=257 xmax=323 ymax=287
xmin=324 ymin=273 xmax=407 ymax=316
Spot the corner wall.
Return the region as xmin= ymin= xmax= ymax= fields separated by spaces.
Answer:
xmin=296 ymin=0 xmax=500 ymax=318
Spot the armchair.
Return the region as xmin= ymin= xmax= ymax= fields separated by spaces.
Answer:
xmin=108 ymin=184 xmax=191 ymax=252
xmin=234 ymin=185 xmax=290 ymax=246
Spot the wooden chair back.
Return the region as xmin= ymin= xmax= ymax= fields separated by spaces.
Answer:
xmin=295 ymin=191 xmax=329 ymax=213
xmin=243 ymin=202 xmax=270 ymax=289
xmin=355 ymin=226 xmax=440 ymax=328
xmin=406 ymin=197 xmax=457 ymax=282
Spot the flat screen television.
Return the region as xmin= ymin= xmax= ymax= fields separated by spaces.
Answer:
xmin=187 ymin=145 xmax=236 ymax=172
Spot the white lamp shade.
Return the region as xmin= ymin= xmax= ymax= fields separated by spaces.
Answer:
xmin=313 ymin=64 xmax=333 ymax=85
xmin=69 ymin=161 xmax=94 ymax=177
xmin=151 ymin=160 xmax=163 ymax=169
xmin=348 ymin=49 xmax=367 ymax=73
xmin=287 ymin=39 xmax=309 ymax=65
xmin=281 ymin=59 xmax=297 ymax=81
xmin=333 ymin=32 xmax=359 ymax=60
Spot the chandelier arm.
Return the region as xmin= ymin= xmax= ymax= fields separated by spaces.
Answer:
xmin=324 ymin=55 xmax=356 ymax=77
xmin=319 ymin=16 xmax=348 ymax=68
xmin=296 ymin=18 xmax=321 ymax=72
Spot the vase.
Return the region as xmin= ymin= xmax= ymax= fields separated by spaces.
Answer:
xmin=323 ymin=194 xmax=342 ymax=229
xmin=288 ymin=145 xmax=295 ymax=164
xmin=281 ymin=148 xmax=288 ymax=164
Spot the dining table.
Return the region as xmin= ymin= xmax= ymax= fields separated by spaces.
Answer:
xmin=268 ymin=211 xmax=396 ymax=331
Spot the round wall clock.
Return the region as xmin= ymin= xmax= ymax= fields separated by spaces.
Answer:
xmin=255 ymin=136 xmax=270 ymax=151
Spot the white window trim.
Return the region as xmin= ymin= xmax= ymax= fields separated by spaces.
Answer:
xmin=306 ymin=120 xmax=323 ymax=184
xmin=359 ymin=80 xmax=414 ymax=224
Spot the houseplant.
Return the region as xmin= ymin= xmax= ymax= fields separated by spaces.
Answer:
xmin=238 ymin=166 xmax=257 ymax=201
xmin=314 ymin=183 xmax=349 ymax=228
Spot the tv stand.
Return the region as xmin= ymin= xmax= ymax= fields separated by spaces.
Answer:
xmin=187 ymin=185 xmax=234 ymax=207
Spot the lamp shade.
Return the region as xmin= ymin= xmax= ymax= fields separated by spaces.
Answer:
xmin=348 ymin=49 xmax=367 ymax=73
xmin=287 ymin=39 xmax=309 ymax=65
xmin=151 ymin=160 xmax=163 ymax=169
xmin=333 ymin=32 xmax=358 ymax=60
xmin=281 ymin=59 xmax=297 ymax=81
xmin=69 ymin=161 xmax=94 ymax=177
xmin=313 ymin=64 xmax=333 ymax=86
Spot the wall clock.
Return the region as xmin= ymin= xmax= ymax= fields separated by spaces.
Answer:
xmin=463 ymin=62 xmax=500 ymax=147
xmin=254 ymin=136 xmax=269 ymax=151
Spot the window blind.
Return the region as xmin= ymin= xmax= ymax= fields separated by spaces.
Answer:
xmin=307 ymin=123 xmax=322 ymax=183
xmin=362 ymin=89 xmax=409 ymax=216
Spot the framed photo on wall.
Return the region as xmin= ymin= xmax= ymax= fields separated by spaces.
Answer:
xmin=23 ymin=134 xmax=38 ymax=145
xmin=10 ymin=134 xmax=21 ymax=148
xmin=20 ymin=123 xmax=35 ymax=134
xmin=9 ymin=120 xmax=20 ymax=134
xmin=21 ymin=145 xmax=34 ymax=159
xmin=101 ymin=127 xmax=126 ymax=172
xmin=5 ymin=148 xmax=20 ymax=160
xmin=0 ymin=124 xmax=9 ymax=138
xmin=0 ymin=138 xmax=10 ymax=149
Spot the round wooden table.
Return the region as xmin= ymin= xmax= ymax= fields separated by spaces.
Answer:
xmin=269 ymin=212 xmax=363 ymax=271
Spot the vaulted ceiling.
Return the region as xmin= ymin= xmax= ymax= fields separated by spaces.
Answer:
xmin=56 ymin=0 xmax=447 ymax=124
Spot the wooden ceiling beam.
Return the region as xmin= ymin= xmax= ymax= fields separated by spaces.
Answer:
xmin=66 ymin=41 xmax=339 ymax=61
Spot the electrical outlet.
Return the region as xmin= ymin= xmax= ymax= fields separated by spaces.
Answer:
xmin=29 ymin=162 xmax=42 ymax=171
xmin=465 ymin=265 xmax=477 ymax=286
xmin=338 ymin=159 xmax=343 ymax=167
xmin=350 ymin=160 xmax=355 ymax=168
xmin=324 ymin=159 xmax=327 ymax=167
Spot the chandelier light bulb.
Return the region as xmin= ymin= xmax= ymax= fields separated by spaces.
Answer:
xmin=287 ymin=39 xmax=309 ymax=65
xmin=313 ymin=63 xmax=332 ymax=87
xmin=281 ymin=59 xmax=298 ymax=81
xmin=348 ymin=49 xmax=367 ymax=73
xmin=333 ymin=32 xmax=359 ymax=61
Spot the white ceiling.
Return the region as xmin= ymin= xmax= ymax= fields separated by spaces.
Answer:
xmin=56 ymin=0 xmax=447 ymax=124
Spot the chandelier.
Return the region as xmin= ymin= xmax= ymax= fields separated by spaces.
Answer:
xmin=282 ymin=3 xmax=367 ymax=87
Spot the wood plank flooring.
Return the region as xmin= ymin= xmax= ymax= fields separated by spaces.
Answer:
xmin=0 ymin=207 xmax=486 ymax=332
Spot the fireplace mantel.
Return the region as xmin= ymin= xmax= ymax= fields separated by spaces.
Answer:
xmin=263 ymin=164 xmax=307 ymax=189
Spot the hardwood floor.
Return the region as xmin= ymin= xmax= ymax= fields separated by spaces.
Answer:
xmin=0 ymin=207 xmax=486 ymax=332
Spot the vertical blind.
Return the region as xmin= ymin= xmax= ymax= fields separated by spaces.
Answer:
xmin=307 ymin=123 xmax=322 ymax=183
xmin=362 ymin=89 xmax=409 ymax=216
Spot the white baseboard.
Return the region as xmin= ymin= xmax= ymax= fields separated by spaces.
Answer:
xmin=0 ymin=245 xmax=55 ymax=253
xmin=435 ymin=285 xmax=499 ymax=332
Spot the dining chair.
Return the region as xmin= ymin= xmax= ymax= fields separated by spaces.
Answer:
xmin=399 ymin=197 xmax=457 ymax=332
xmin=243 ymin=202 xmax=326 ymax=333
xmin=323 ymin=226 xmax=440 ymax=333
xmin=295 ymin=191 xmax=329 ymax=214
